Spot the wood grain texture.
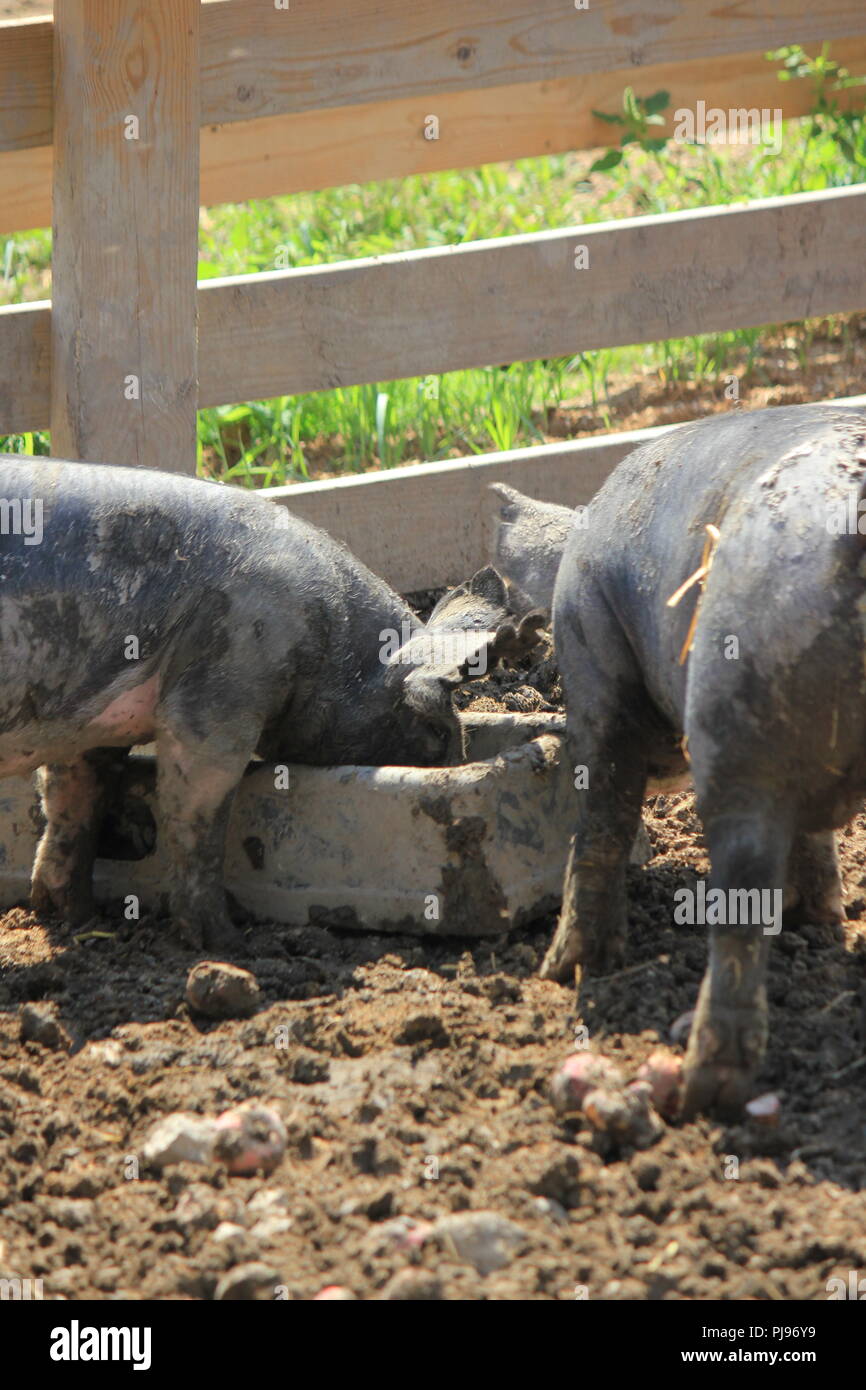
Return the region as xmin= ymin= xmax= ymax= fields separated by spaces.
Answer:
xmin=4 ymin=0 xmax=866 ymax=151
xmin=195 ymin=39 xmax=866 ymax=211
xmin=50 ymin=1 xmax=200 ymax=472
xmin=0 ymin=299 xmax=50 ymax=436
xmin=165 ymin=0 xmax=866 ymax=127
xmin=196 ymin=185 xmax=866 ymax=407
xmin=4 ymin=186 xmax=865 ymax=435
xmin=10 ymin=37 xmax=866 ymax=236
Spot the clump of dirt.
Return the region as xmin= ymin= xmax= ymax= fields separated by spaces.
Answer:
xmin=454 ymin=629 xmax=562 ymax=714
xmin=1 ymin=639 xmax=865 ymax=1301
xmin=406 ymin=593 xmax=562 ymax=715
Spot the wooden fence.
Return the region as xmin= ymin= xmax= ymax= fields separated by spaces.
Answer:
xmin=1 ymin=2 xmax=865 ymax=585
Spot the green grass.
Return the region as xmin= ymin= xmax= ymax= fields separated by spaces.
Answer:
xmin=2 ymin=48 xmax=865 ymax=480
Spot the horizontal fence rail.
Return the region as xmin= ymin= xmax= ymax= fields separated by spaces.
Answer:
xmin=5 ymin=0 xmax=866 ymax=149
xmin=2 ymin=185 xmax=864 ymax=436
xmin=2 ymin=6 xmax=866 ymax=233
xmin=263 ymin=392 xmax=866 ymax=592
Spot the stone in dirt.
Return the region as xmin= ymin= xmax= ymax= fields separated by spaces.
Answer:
xmin=583 ymin=1083 xmax=664 ymax=1150
xmin=637 ymin=1051 xmax=684 ymax=1120
xmin=184 ymin=960 xmax=261 ymax=1019
xmin=20 ymin=1001 xmax=74 ymax=1052
xmin=746 ymin=1092 xmax=781 ymax=1126
xmin=213 ymin=1101 xmax=287 ymax=1175
xmin=430 ymin=1211 xmax=528 ymax=1276
xmin=214 ymin=1263 xmax=281 ymax=1301
xmin=142 ymin=1113 xmax=218 ymax=1167
xmin=549 ymin=1052 xmax=624 ymax=1114
xmin=382 ymin=1268 xmax=444 ymax=1300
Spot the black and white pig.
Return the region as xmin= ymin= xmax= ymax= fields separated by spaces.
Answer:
xmin=0 ymin=456 xmax=540 ymax=949
xmin=489 ymin=404 xmax=866 ymax=1115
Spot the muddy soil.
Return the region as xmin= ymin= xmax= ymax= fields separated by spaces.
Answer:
xmin=1 ymin=635 xmax=865 ymax=1302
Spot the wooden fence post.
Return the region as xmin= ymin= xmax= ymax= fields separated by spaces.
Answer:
xmin=51 ymin=0 xmax=200 ymax=473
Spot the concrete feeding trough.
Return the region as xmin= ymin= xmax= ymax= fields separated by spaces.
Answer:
xmin=0 ymin=713 xmax=649 ymax=937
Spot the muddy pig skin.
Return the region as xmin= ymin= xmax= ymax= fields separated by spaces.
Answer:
xmin=494 ymin=403 xmax=866 ymax=1116
xmin=0 ymin=456 xmax=540 ymax=948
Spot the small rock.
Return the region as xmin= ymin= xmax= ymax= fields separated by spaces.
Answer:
xmin=246 ymin=1188 xmax=291 ymax=1216
xmin=550 ymin=1052 xmax=624 ymax=1114
xmin=86 ymin=1040 xmax=123 ymax=1067
xmin=173 ymin=1184 xmax=238 ymax=1231
xmin=20 ymin=1002 xmax=73 ymax=1052
xmin=745 ymin=1092 xmax=781 ymax=1126
xmin=637 ymin=1050 xmax=683 ymax=1119
xmin=431 ymin=1211 xmax=527 ymax=1276
xmin=142 ymin=1112 xmax=217 ymax=1167
xmin=250 ymin=1214 xmax=293 ymax=1241
xmin=314 ymin=1286 xmax=358 ymax=1301
xmin=212 ymin=1221 xmax=248 ymax=1243
xmin=364 ymin=1217 xmax=433 ymax=1255
xmin=185 ymin=961 xmax=261 ymax=1019
xmin=213 ymin=1101 xmax=286 ymax=1175
xmin=214 ymin=1262 xmax=280 ymax=1301
xmin=532 ymin=1196 xmax=569 ymax=1224
xmin=46 ymin=1198 xmax=94 ymax=1230
xmin=584 ymin=1083 xmax=664 ymax=1150
xmin=382 ymin=1268 xmax=444 ymax=1300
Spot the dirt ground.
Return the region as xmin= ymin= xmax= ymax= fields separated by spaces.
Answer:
xmin=1 ymin=1 xmax=864 ymax=1301
xmin=1 ymin=630 xmax=865 ymax=1303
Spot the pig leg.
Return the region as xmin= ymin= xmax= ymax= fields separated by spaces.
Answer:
xmin=540 ymin=724 xmax=646 ymax=981
xmin=681 ymin=808 xmax=792 ymax=1118
xmin=30 ymin=750 xmax=123 ymax=922
xmin=539 ymin=592 xmax=649 ymax=986
xmin=156 ymin=723 xmax=256 ymax=950
xmin=785 ymin=830 xmax=845 ymax=924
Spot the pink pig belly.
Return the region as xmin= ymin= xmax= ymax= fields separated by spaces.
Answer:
xmin=0 ymin=673 xmax=160 ymax=777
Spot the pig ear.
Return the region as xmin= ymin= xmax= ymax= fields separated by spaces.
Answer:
xmin=488 ymin=481 xmax=523 ymax=523
xmin=401 ymin=609 xmax=547 ymax=719
xmin=485 ymin=609 xmax=547 ymax=667
xmin=426 ymin=565 xmax=509 ymax=631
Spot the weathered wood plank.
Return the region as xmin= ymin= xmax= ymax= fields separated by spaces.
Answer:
xmin=127 ymin=0 xmax=866 ymax=128
xmin=4 ymin=0 xmax=866 ymax=155
xmin=4 ymin=186 xmax=865 ymax=436
xmin=262 ymin=393 xmax=866 ymax=591
xmin=196 ymin=185 xmax=866 ymax=408
xmin=0 ymin=300 xmax=50 ymax=437
xmin=196 ymin=39 xmax=866 ymax=211
xmin=4 ymin=4 xmax=866 ymax=235
xmin=50 ymin=1 xmax=200 ymax=472
xmin=11 ymin=38 xmax=866 ymax=237
xmin=0 ymin=16 xmax=52 ymax=154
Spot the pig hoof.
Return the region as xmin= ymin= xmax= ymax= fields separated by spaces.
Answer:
xmin=680 ymin=1010 xmax=766 ymax=1120
xmin=539 ymin=927 xmax=624 ymax=983
xmin=539 ymin=926 xmax=582 ymax=983
xmin=173 ymin=916 xmax=203 ymax=950
xmin=30 ymin=875 xmax=95 ymax=925
xmin=204 ymin=916 xmax=240 ymax=950
xmin=680 ymin=1062 xmax=754 ymax=1121
xmin=174 ymin=912 xmax=237 ymax=951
